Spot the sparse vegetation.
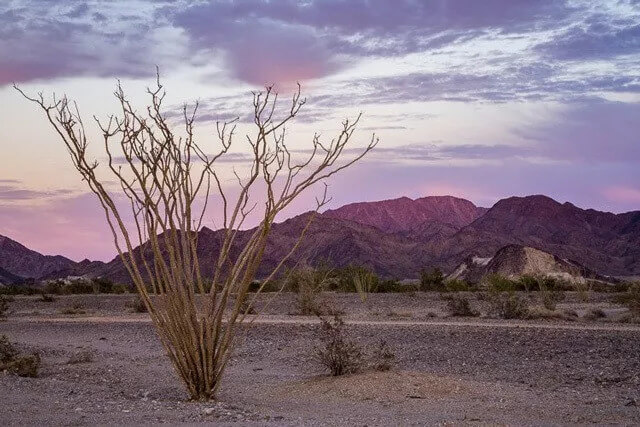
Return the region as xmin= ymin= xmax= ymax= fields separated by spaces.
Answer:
xmin=584 ymin=308 xmax=607 ymax=320
xmin=0 ymin=335 xmax=40 ymax=377
xmin=316 ymin=314 xmax=364 ymax=376
xmin=489 ymin=291 xmax=529 ymax=319
xmin=59 ymin=302 xmax=87 ymax=315
xmin=445 ymin=295 xmax=479 ymax=317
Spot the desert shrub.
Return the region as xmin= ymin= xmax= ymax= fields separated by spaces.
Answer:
xmin=239 ymin=298 xmax=256 ymax=315
xmin=444 ymin=279 xmax=471 ymax=292
xmin=489 ymin=291 xmax=529 ymax=319
xmin=129 ymin=295 xmax=148 ymax=313
xmin=574 ymin=281 xmax=591 ymax=302
xmin=0 ymin=285 xmax=42 ymax=295
xmin=44 ymin=281 xmax=64 ymax=295
xmin=540 ymin=287 xmax=565 ymax=311
xmin=445 ymin=295 xmax=478 ymax=317
xmin=111 ymin=284 xmax=129 ymax=294
xmin=6 ymin=354 xmax=41 ymax=377
xmin=614 ymin=283 xmax=640 ymax=315
xmin=420 ymin=268 xmax=445 ymax=291
xmin=376 ymin=280 xmax=405 ymax=293
xmin=486 ymin=274 xmax=520 ymax=292
xmin=316 ymin=314 xmax=364 ymax=376
xmin=289 ymin=267 xmax=334 ymax=315
xmin=583 ymin=308 xmax=606 ymax=320
xmin=517 ymin=275 xmax=540 ymax=292
xmin=247 ymin=280 xmax=262 ymax=292
xmin=352 ymin=269 xmax=378 ymax=302
xmin=0 ymin=335 xmax=40 ymax=377
xmin=92 ymin=277 xmax=115 ymax=294
xmin=0 ymin=335 xmax=18 ymax=363
xmin=59 ymin=302 xmax=86 ymax=315
xmin=39 ymin=293 xmax=55 ymax=302
xmin=331 ymin=265 xmax=378 ymax=293
xmin=371 ymin=340 xmax=395 ymax=372
xmin=0 ymin=295 xmax=9 ymax=320
xmin=62 ymin=281 xmax=94 ymax=295
xmin=67 ymin=350 xmax=94 ymax=364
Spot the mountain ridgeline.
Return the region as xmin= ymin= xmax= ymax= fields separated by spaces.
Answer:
xmin=1 ymin=195 xmax=639 ymax=285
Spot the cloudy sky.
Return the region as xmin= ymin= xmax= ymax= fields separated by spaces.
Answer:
xmin=0 ymin=0 xmax=639 ymax=260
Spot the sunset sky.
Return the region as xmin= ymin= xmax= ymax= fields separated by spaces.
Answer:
xmin=1 ymin=0 xmax=639 ymax=260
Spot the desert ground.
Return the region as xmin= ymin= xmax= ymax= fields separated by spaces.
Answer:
xmin=1 ymin=292 xmax=639 ymax=426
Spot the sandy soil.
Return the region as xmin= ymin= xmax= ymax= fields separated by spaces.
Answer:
xmin=1 ymin=293 xmax=639 ymax=426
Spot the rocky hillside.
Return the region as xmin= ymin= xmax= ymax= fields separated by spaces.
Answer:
xmin=323 ymin=195 xmax=487 ymax=233
xmin=0 ymin=234 xmax=77 ymax=280
xmin=1 ymin=194 xmax=639 ymax=284
xmin=447 ymin=244 xmax=607 ymax=284
xmin=0 ymin=266 xmax=24 ymax=286
xmin=443 ymin=195 xmax=640 ymax=276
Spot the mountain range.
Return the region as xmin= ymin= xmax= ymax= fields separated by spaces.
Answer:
xmin=1 ymin=194 xmax=639 ymax=285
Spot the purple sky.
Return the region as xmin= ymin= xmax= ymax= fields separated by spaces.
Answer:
xmin=0 ymin=0 xmax=639 ymax=260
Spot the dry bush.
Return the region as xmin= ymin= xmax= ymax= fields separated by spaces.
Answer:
xmin=129 ymin=295 xmax=148 ymax=313
xmin=290 ymin=267 xmax=334 ymax=315
xmin=0 ymin=295 xmax=8 ymax=320
xmin=444 ymin=295 xmax=479 ymax=317
xmin=371 ymin=340 xmax=395 ymax=372
xmin=67 ymin=350 xmax=94 ymax=364
xmin=0 ymin=335 xmax=41 ymax=377
xmin=584 ymin=308 xmax=607 ymax=320
xmin=489 ymin=292 xmax=529 ymax=319
xmin=316 ymin=315 xmax=364 ymax=376
xmin=59 ymin=302 xmax=86 ymax=315
xmin=541 ymin=288 xmax=565 ymax=311
xmin=615 ymin=283 xmax=640 ymax=315
xmin=39 ymin=293 xmax=55 ymax=302
xmin=0 ymin=335 xmax=18 ymax=363
xmin=18 ymin=75 xmax=376 ymax=400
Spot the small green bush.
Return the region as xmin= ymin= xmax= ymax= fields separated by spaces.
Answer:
xmin=489 ymin=291 xmax=529 ymax=319
xmin=541 ymin=287 xmax=565 ymax=311
xmin=111 ymin=284 xmax=129 ymax=294
xmin=444 ymin=279 xmax=471 ymax=292
xmin=486 ymin=274 xmax=520 ymax=292
xmin=376 ymin=279 xmax=403 ymax=293
xmin=420 ymin=268 xmax=445 ymax=291
xmin=92 ymin=277 xmax=115 ymax=294
xmin=62 ymin=281 xmax=94 ymax=295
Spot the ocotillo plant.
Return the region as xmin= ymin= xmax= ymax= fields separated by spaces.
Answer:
xmin=16 ymin=73 xmax=377 ymax=400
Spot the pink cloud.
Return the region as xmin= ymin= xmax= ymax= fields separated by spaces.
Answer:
xmin=603 ymin=186 xmax=640 ymax=204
